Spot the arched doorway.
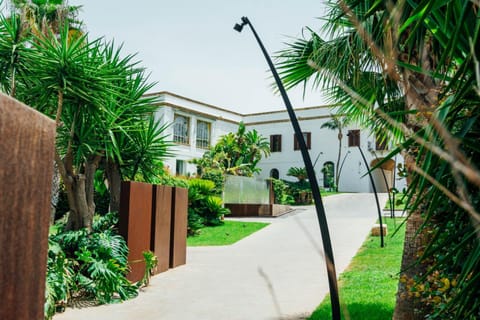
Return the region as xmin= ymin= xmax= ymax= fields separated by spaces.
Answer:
xmin=322 ymin=161 xmax=334 ymax=189
xmin=270 ymin=168 xmax=279 ymax=179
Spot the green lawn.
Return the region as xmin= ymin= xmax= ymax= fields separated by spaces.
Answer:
xmin=309 ymin=218 xmax=406 ymax=320
xmin=321 ymin=190 xmax=340 ymax=197
xmin=187 ymin=220 xmax=270 ymax=246
xmin=384 ymin=194 xmax=408 ymax=211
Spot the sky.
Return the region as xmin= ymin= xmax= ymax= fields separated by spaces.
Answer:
xmin=71 ymin=1 xmax=329 ymax=114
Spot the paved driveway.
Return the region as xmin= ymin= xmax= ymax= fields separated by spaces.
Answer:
xmin=55 ymin=193 xmax=387 ymax=320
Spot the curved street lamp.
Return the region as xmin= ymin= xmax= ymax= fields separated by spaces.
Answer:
xmin=234 ymin=16 xmax=341 ymax=320
xmin=354 ymin=143 xmax=385 ymax=248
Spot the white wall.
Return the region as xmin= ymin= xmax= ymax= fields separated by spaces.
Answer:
xmin=152 ymin=91 xmax=407 ymax=192
xmin=154 ymin=92 xmax=239 ymax=176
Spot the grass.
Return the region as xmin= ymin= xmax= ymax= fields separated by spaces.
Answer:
xmin=187 ymin=220 xmax=270 ymax=246
xmin=309 ymin=218 xmax=406 ymax=320
xmin=384 ymin=194 xmax=408 ymax=211
xmin=321 ymin=190 xmax=340 ymax=197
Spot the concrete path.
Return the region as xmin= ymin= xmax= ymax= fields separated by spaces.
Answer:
xmin=55 ymin=193 xmax=387 ymax=320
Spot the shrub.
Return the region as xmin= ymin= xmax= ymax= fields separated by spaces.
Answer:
xmin=270 ymin=178 xmax=295 ymax=205
xmin=187 ymin=178 xmax=230 ymax=235
xmin=45 ymin=212 xmax=141 ymax=319
xmin=284 ymin=180 xmax=313 ymax=205
xmin=200 ymin=169 xmax=224 ymax=196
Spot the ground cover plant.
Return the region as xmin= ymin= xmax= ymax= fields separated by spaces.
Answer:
xmin=45 ymin=212 xmax=157 ymax=319
xmin=187 ymin=220 xmax=269 ymax=246
xmin=309 ymin=218 xmax=406 ymax=319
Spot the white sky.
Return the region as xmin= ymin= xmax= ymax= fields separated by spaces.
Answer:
xmin=58 ymin=1 xmax=332 ymax=113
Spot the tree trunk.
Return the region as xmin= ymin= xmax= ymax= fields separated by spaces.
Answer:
xmin=50 ymin=161 xmax=61 ymax=224
xmin=62 ymin=155 xmax=101 ymax=232
xmin=106 ymin=158 xmax=122 ymax=214
xmin=335 ymin=130 xmax=343 ymax=192
xmin=393 ymin=40 xmax=439 ymax=318
xmin=393 ymin=208 xmax=427 ymax=320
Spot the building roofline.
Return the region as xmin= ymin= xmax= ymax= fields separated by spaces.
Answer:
xmin=148 ymin=91 xmax=339 ymax=118
xmin=158 ymin=102 xmax=240 ymax=125
xmin=244 ymin=104 xmax=337 ymax=116
xmin=147 ymin=91 xmax=244 ymax=117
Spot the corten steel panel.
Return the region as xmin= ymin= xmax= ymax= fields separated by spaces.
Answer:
xmin=225 ymin=204 xmax=272 ymax=217
xmin=170 ymin=187 xmax=188 ymax=268
xmin=0 ymin=94 xmax=55 ymax=320
xmin=119 ymin=181 xmax=153 ymax=282
xmin=151 ymin=185 xmax=172 ymax=274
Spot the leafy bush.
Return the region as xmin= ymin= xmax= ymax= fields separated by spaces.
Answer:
xmin=187 ymin=178 xmax=230 ymax=235
xmin=284 ymin=180 xmax=313 ymax=205
xmin=270 ymin=178 xmax=295 ymax=205
xmin=200 ymin=169 xmax=224 ymax=196
xmin=45 ymin=212 xmax=142 ymax=319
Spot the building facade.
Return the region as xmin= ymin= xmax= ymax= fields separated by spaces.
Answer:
xmin=153 ymin=91 xmax=407 ymax=193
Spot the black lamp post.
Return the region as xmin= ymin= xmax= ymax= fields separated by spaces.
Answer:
xmin=234 ymin=16 xmax=341 ymax=320
xmin=354 ymin=143 xmax=385 ymax=248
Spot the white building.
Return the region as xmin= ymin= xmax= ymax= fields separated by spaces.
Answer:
xmin=153 ymin=91 xmax=407 ymax=193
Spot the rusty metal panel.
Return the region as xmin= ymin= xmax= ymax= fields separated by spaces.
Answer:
xmin=151 ymin=184 xmax=172 ymax=274
xmin=170 ymin=187 xmax=188 ymax=268
xmin=0 ymin=94 xmax=55 ymax=320
xmin=119 ymin=181 xmax=153 ymax=282
xmin=225 ymin=203 xmax=271 ymax=217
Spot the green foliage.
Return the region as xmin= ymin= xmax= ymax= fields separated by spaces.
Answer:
xmin=284 ymin=168 xmax=313 ymax=205
xmin=200 ymin=169 xmax=224 ymax=196
xmin=193 ymin=122 xmax=270 ymax=177
xmin=321 ymin=163 xmax=335 ymax=191
xmin=0 ymin=7 xmax=172 ymax=230
xmin=270 ymin=178 xmax=295 ymax=205
xmin=44 ymin=212 xmax=140 ymax=319
xmin=287 ymin=166 xmax=307 ymax=182
xmin=138 ymin=251 xmax=158 ymax=288
xmin=284 ymin=180 xmax=313 ymax=205
xmin=149 ymin=174 xmax=188 ymax=188
xmin=187 ymin=178 xmax=230 ymax=235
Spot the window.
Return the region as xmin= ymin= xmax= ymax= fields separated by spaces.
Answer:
xmin=176 ymin=159 xmax=186 ymax=176
xmin=294 ymin=132 xmax=311 ymax=150
xmin=173 ymin=114 xmax=189 ymax=144
xmin=196 ymin=120 xmax=210 ymax=149
xmin=348 ymin=130 xmax=360 ymax=147
xmin=270 ymin=134 xmax=282 ymax=152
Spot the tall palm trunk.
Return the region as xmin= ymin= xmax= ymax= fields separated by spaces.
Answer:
xmin=393 ymin=40 xmax=439 ymax=319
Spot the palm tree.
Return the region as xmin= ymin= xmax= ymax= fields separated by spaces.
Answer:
xmin=194 ymin=122 xmax=270 ymax=177
xmin=276 ymin=1 xmax=480 ymax=318
xmin=287 ymin=166 xmax=307 ymax=183
xmin=320 ymin=115 xmax=348 ymax=191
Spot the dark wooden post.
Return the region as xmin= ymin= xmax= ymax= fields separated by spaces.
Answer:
xmin=151 ymin=184 xmax=172 ymax=274
xmin=0 ymin=94 xmax=55 ymax=320
xmin=170 ymin=187 xmax=188 ymax=268
xmin=119 ymin=181 xmax=153 ymax=282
